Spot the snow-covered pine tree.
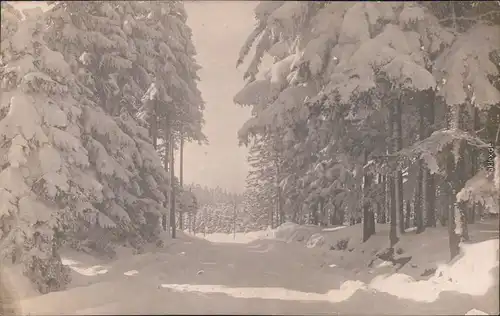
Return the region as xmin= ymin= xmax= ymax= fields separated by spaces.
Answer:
xmin=0 ymin=5 xmax=93 ymax=292
xmin=129 ymin=1 xmax=205 ymax=234
xmin=245 ymin=136 xmax=280 ymax=228
xmin=45 ymin=2 xmax=169 ymax=250
xmin=240 ymin=188 xmax=268 ymax=232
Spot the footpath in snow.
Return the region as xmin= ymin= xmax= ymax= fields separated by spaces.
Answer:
xmin=158 ymin=238 xmax=498 ymax=304
xmin=183 ymin=222 xmax=499 ymax=306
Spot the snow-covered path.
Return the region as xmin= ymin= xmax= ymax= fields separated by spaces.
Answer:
xmin=19 ymin=231 xmax=499 ymax=315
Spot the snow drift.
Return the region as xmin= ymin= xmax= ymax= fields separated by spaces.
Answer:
xmin=369 ymin=239 xmax=499 ymax=302
xmin=162 ymin=239 xmax=498 ymax=305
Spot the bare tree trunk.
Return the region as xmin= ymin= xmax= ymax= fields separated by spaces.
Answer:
xmin=331 ymin=204 xmax=337 ymax=225
xmin=385 ymin=176 xmax=391 ymax=224
xmin=180 ymin=135 xmax=184 ymax=187
xmin=169 ymin=133 xmax=176 ymax=239
xmin=275 ymin=158 xmax=284 ymax=225
xmin=405 ymin=199 xmax=411 ymax=229
xmin=162 ymin=122 xmax=170 ymax=233
xmin=395 ymin=98 xmax=405 ymax=235
xmin=378 ymin=174 xmax=386 ymax=223
xmin=424 ymin=89 xmax=437 ymax=227
xmin=388 ymin=101 xmax=398 ymax=247
xmin=449 ymin=201 xmax=461 ymax=260
xmin=318 ymin=198 xmax=326 ymax=227
xmin=424 ymin=170 xmax=436 ymax=227
xmin=339 ymin=206 xmax=345 ymax=226
xmin=269 ymin=206 xmax=274 ymax=228
xmin=178 ymin=133 xmax=184 ymax=231
xmin=312 ymin=203 xmax=319 ymax=225
xmin=150 ymin=102 xmax=158 ymax=150
xmin=449 ymin=104 xmax=463 ymax=259
xmin=415 ymin=164 xmax=424 ymax=233
xmin=415 ymin=92 xmax=425 ymax=234
xmin=363 ymin=149 xmax=375 ymax=242
xmin=442 ymin=182 xmax=451 ymax=227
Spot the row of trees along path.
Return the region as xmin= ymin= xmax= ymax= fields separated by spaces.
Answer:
xmin=0 ymin=1 xmax=204 ymax=293
xmin=234 ymin=1 xmax=500 ymax=260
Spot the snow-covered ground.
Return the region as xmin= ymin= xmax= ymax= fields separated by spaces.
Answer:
xmin=57 ymin=234 xmax=498 ymax=304
xmin=19 ymin=232 xmax=499 ymax=316
xmin=159 ymin=239 xmax=499 ymax=304
xmin=369 ymin=239 xmax=499 ymax=302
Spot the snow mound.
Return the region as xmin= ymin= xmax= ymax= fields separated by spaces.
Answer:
xmin=61 ymin=257 xmax=109 ymax=277
xmin=369 ymin=239 xmax=499 ymax=302
xmin=272 ymin=222 xmax=303 ymax=242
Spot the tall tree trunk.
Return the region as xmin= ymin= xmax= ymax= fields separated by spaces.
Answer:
xmin=424 ymin=170 xmax=436 ymax=227
xmin=424 ymin=90 xmax=437 ymax=227
xmin=414 ymin=168 xmax=424 ymax=233
xmin=378 ymin=174 xmax=386 ymax=223
xmin=388 ymin=100 xmax=398 ymax=247
xmin=312 ymin=202 xmax=319 ymax=225
xmin=169 ymin=132 xmax=176 ymax=239
xmin=275 ymin=158 xmax=284 ymax=225
xmin=415 ymin=92 xmax=425 ymax=234
xmin=331 ymin=204 xmax=337 ymax=225
xmin=395 ymin=97 xmax=404 ymax=235
xmin=375 ymin=201 xmax=381 ymax=225
xmin=339 ymin=206 xmax=345 ymax=226
xmin=405 ymin=199 xmax=411 ymax=229
xmin=449 ymin=104 xmax=463 ymax=259
xmin=269 ymin=205 xmax=274 ymax=228
xmin=318 ymin=198 xmax=325 ymax=227
xmin=449 ymin=200 xmax=460 ymax=260
xmin=178 ymin=133 xmax=184 ymax=231
xmin=442 ymin=182 xmax=451 ymax=227
xmin=381 ymin=175 xmax=388 ymax=224
xmin=363 ymin=149 xmax=375 ymax=242
xmin=150 ymin=103 xmax=158 ymax=150
xmin=180 ymin=134 xmax=184 ymax=187
xmin=468 ymin=106 xmax=480 ymax=223
xmin=162 ymin=122 xmax=171 ymax=232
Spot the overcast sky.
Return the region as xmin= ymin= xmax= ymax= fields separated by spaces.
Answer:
xmin=12 ymin=1 xmax=258 ymax=193
xmin=180 ymin=1 xmax=257 ymax=193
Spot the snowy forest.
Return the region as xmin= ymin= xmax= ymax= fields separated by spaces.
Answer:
xmin=0 ymin=1 xmax=499 ymax=310
xmin=0 ymin=1 xmax=205 ymax=293
xmin=235 ymin=1 xmax=499 ymax=254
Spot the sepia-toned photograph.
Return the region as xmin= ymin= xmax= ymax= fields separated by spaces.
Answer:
xmin=0 ymin=1 xmax=499 ymax=315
